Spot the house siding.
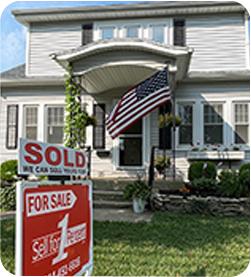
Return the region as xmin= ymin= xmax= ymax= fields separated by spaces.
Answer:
xmin=28 ymin=22 xmax=82 ymax=76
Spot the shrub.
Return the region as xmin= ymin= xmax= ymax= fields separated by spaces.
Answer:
xmin=0 ymin=160 xmax=18 ymax=183
xmin=123 ymin=180 xmax=151 ymax=201
xmin=190 ymin=177 xmax=217 ymax=192
xmin=188 ymin=161 xmax=217 ymax=182
xmin=155 ymin=156 xmax=171 ymax=175
xmin=218 ymin=169 xmax=249 ymax=198
xmin=239 ymin=163 xmax=250 ymax=175
xmin=0 ymin=184 xmax=16 ymax=211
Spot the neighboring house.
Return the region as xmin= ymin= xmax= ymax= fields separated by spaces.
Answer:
xmin=0 ymin=1 xmax=250 ymax=180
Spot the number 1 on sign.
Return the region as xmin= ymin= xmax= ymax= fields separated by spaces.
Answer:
xmin=52 ymin=214 xmax=69 ymax=265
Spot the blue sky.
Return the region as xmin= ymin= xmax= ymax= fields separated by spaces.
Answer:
xmin=0 ymin=1 xmax=139 ymax=73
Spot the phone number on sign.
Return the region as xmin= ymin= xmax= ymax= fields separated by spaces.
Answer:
xmin=48 ymin=256 xmax=81 ymax=276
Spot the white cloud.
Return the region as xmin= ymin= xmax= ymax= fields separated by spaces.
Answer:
xmin=1 ymin=26 xmax=26 ymax=71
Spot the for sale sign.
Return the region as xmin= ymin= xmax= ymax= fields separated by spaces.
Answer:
xmin=16 ymin=181 xmax=93 ymax=276
xmin=18 ymin=138 xmax=88 ymax=176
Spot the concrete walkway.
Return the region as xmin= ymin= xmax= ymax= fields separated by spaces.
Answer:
xmin=0 ymin=209 xmax=153 ymax=223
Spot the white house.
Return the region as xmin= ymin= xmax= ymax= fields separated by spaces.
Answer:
xmin=0 ymin=1 xmax=250 ymax=180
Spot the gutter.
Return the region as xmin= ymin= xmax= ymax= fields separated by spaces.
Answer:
xmin=1 ymin=77 xmax=65 ymax=88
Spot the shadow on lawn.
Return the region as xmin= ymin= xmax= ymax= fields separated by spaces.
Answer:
xmin=93 ymin=212 xmax=249 ymax=251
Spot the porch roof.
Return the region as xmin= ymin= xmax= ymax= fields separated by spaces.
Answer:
xmin=52 ymin=39 xmax=193 ymax=94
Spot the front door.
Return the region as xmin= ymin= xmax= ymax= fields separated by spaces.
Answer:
xmin=119 ymin=119 xmax=142 ymax=167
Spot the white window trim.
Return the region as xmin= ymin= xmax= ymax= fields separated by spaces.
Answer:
xmin=44 ymin=104 xmax=65 ymax=145
xmin=202 ymin=101 xmax=226 ymax=145
xmin=23 ymin=105 xmax=39 ymax=140
xmin=232 ymin=101 xmax=250 ymax=147
xmin=148 ymin=23 xmax=168 ymax=44
xmin=176 ymin=101 xmax=195 ymax=149
xmin=99 ymin=25 xmax=117 ymax=40
xmin=122 ymin=24 xmax=142 ymax=39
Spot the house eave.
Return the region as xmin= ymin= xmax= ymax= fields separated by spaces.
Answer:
xmin=12 ymin=2 xmax=245 ymax=26
xmin=0 ymin=77 xmax=64 ymax=88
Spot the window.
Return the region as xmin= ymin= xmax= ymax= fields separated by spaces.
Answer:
xmin=6 ymin=105 xmax=18 ymax=149
xmin=178 ymin=103 xmax=193 ymax=144
xmin=234 ymin=103 xmax=249 ymax=144
xmin=46 ymin=106 xmax=64 ymax=144
xmin=159 ymin=104 xmax=172 ymax=150
xmin=101 ymin=26 xmax=114 ymax=40
xmin=173 ymin=19 xmax=186 ymax=46
xmin=24 ymin=106 xmax=38 ymax=140
xmin=126 ymin=26 xmax=139 ymax=38
xmin=93 ymin=104 xmax=106 ymax=149
xmin=119 ymin=119 xmax=142 ymax=166
xmin=82 ymin=24 xmax=93 ymax=45
xmin=151 ymin=25 xmax=165 ymax=43
xmin=204 ymin=103 xmax=223 ymax=144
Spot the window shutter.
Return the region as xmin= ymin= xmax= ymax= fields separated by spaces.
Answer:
xmin=82 ymin=24 xmax=93 ymax=45
xmin=173 ymin=19 xmax=186 ymax=46
xmin=159 ymin=104 xmax=172 ymax=150
xmin=6 ymin=105 xmax=18 ymax=149
xmin=93 ymin=104 xmax=106 ymax=149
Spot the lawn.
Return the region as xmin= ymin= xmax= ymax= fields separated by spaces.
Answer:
xmin=0 ymin=213 xmax=249 ymax=276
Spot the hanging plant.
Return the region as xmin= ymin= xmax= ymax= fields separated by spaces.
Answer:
xmin=64 ymin=65 xmax=96 ymax=149
xmin=158 ymin=113 xmax=182 ymax=128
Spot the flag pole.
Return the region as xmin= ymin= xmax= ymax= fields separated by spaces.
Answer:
xmin=168 ymin=64 xmax=177 ymax=181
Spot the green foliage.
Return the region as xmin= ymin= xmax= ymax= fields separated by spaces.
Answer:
xmin=155 ymin=155 xmax=171 ymax=175
xmin=218 ymin=169 xmax=249 ymax=198
xmin=239 ymin=163 xmax=250 ymax=175
xmin=64 ymin=65 xmax=96 ymax=149
xmin=0 ymin=160 xmax=18 ymax=183
xmin=0 ymin=184 xmax=16 ymax=211
xmin=158 ymin=113 xmax=182 ymax=128
xmin=188 ymin=161 xmax=217 ymax=182
xmin=123 ymin=180 xmax=151 ymax=201
xmin=190 ymin=177 xmax=217 ymax=191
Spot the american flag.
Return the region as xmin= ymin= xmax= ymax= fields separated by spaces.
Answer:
xmin=106 ymin=67 xmax=171 ymax=139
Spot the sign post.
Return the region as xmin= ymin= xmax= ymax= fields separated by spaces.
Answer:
xmin=16 ymin=139 xmax=93 ymax=276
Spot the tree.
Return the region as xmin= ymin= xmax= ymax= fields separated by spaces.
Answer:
xmin=64 ymin=65 xmax=96 ymax=149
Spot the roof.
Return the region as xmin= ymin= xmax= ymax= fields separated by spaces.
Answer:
xmin=0 ymin=64 xmax=64 ymax=87
xmin=13 ymin=1 xmax=245 ymax=26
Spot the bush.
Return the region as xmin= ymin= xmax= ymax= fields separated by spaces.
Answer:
xmin=0 ymin=160 xmax=18 ymax=184
xmin=218 ymin=169 xmax=249 ymax=198
xmin=188 ymin=161 xmax=217 ymax=182
xmin=123 ymin=180 xmax=151 ymax=201
xmin=190 ymin=177 xmax=217 ymax=192
xmin=239 ymin=163 xmax=250 ymax=175
xmin=0 ymin=184 xmax=16 ymax=211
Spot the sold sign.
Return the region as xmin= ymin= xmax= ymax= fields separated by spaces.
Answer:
xmin=18 ymin=138 xmax=88 ymax=177
xmin=16 ymin=181 xmax=93 ymax=276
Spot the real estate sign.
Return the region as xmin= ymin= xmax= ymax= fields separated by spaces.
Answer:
xmin=16 ymin=181 xmax=93 ymax=276
xmin=18 ymin=138 xmax=88 ymax=176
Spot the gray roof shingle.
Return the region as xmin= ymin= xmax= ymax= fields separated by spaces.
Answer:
xmin=1 ymin=64 xmax=26 ymax=79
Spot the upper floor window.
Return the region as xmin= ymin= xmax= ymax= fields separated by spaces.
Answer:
xmin=82 ymin=24 xmax=93 ymax=45
xmin=6 ymin=105 xmax=18 ymax=149
xmin=151 ymin=24 xmax=165 ymax=43
xmin=173 ymin=19 xmax=186 ymax=46
xmin=204 ymin=103 xmax=223 ymax=144
xmin=178 ymin=103 xmax=193 ymax=145
xmin=24 ymin=105 xmax=38 ymax=140
xmin=46 ymin=106 xmax=64 ymax=144
xmin=234 ymin=102 xmax=249 ymax=144
xmin=101 ymin=26 xmax=114 ymax=40
xmin=126 ymin=25 xmax=139 ymax=38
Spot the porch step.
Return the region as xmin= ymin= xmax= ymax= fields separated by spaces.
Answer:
xmin=93 ymin=178 xmax=135 ymax=191
xmin=93 ymin=190 xmax=124 ymax=201
xmin=93 ymin=200 xmax=132 ymax=209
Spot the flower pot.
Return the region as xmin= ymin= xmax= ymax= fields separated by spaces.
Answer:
xmin=132 ymin=198 xmax=146 ymax=214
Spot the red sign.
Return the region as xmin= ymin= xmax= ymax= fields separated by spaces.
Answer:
xmin=18 ymin=138 xmax=88 ymax=177
xmin=16 ymin=181 xmax=93 ymax=276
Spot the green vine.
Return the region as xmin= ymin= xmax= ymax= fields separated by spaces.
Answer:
xmin=64 ymin=65 xmax=96 ymax=149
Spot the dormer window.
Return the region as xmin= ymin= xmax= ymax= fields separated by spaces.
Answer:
xmin=151 ymin=24 xmax=165 ymax=43
xmin=101 ymin=26 xmax=114 ymax=40
xmin=126 ymin=25 xmax=139 ymax=38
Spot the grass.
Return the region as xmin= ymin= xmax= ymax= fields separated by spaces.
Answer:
xmin=0 ymin=213 xmax=249 ymax=276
